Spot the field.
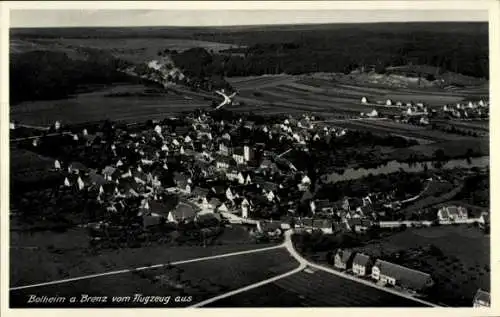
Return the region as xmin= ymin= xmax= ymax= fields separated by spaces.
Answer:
xmin=10 ymin=146 xmax=53 ymax=173
xmin=9 ymin=227 xmax=278 ymax=288
xmin=388 ymin=139 xmax=489 ymax=161
xmin=11 ymin=38 xmax=242 ymax=63
xmin=10 ymin=84 xmax=210 ymax=125
xmin=355 ymin=226 xmax=490 ymax=306
xmin=10 ymin=247 xmax=297 ymax=307
xmin=207 ymin=269 xmax=428 ymax=307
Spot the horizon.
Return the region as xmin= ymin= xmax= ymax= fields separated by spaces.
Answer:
xmin=10 ymin=20 xmax=489 ymax=31
xmin=9 ymin=9 xmax=489 ymax=28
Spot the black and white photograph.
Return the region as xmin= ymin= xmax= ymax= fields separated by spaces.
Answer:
xmin=2 ymin=1 xmax=497 ymax=311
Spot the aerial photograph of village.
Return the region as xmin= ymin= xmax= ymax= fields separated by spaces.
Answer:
xmin=7 ymin=6 xmax=490 ymax=309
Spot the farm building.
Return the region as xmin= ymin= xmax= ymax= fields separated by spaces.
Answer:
xmin=473 ymin=289 xmax=490 ymax=307
xmin=437 ymin=206 xmax=468 ymax=222
xmin=478 ymin=212 xmax=490 ymax=232
xmin=333 ymin=249 xmax=355 ymax=270
xmin=371 ymin=260 xmax=434 ymax=292
xmin=352 ymin=253 xmax=374 ymax=276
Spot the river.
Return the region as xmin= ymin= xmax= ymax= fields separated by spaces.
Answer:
xmin=323 ymin=156 xmax=489 ymax=183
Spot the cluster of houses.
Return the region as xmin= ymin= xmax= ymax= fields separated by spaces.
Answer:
xmin=442 ymin=100 xmax=489 ymax=119
xmin=331 ymin=249 xmax=434 ymax=294
xmin=360 ymin=97 xmax=430 ymax=125
xmin=32 ymin=111 xmax=368 ymax=237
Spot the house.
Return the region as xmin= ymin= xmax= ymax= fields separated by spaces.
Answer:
xmin=68 ymin=162 xmax=87 ymax=174
xmin=347 ymin=216 xmax=373 ymax=233
xmin=102 ymin=166 xmax=117 ymax=180
xmin=257 ymin=221 xmax=283 ymax=237
xmin=244 ymin=121 xmax=256 ymax=130
xmin=371 ymin=260 xmax=434 ymax=292
xmin=315 ymin=199 xmax=336 ymax=213
xmin=237 ymin=172 xmax=246 ymax=184
xmin=437 ymin=206 xmax=468 ymax=222
xmin=298 ymin=218 xmax=333 ymax=233
xmin=225 ymin=187 xmax=235 ymax=201
xmin=232 ymin=147 xmax=246 ymax=164
xmin=347 ymin=218 xmax=373 ymax=233
xmin=478 ymin=212 xmax=490 ymax=231
xmin=352 ymin=253 xmax=373 ymax=276
xmin=243 ymin=145 xmax=254 ymax=162
xmin=334 ymin=249 xmax=355 ymax=270
xmin=225 ymin=169 xmax=241 ymax=182
xmin=217 ymin=203 xmax=229 ymax=213
xmin=208 ymin=197 xmax=221 ymax=210
xmin=219 ymin=142 xmax=232 ymax=156
xmin=241 ymin=198 xmax=251 ymax=218
xmin=173 ymin=172 xmax=191 ymax=193
xmin=215 ymin=155 xmax=234 ymax=170
xmin=301 ymin=175 xmax=311 ymax=185
xmin=473 ymin=289 xmax=490 ymax=307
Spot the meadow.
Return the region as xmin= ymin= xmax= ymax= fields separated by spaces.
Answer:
xmin=10 ymin=84 xmax=209 ymax=125
xmin=9 ymin=226 xmax=279 ymax=288
xmin=10 ymin=246 xmax=297 ymax=307
xmin=208 ymin=269 xmax=428 ymax=307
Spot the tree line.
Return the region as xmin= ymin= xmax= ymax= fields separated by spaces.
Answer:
xmin=10 ymin=49 xmax=138 ymax=104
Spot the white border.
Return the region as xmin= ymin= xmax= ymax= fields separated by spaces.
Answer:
xmin=1 ymin=1 xmax=499 ymax=317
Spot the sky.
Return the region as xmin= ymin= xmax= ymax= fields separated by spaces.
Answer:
xmin=10 ymin=9 xmax=489 ymax=28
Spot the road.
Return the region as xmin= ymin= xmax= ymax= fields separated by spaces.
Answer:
xmin=191 ymin=229 xmax=437 ymax=307
xmin=190 ymin=264 xmax=306 ymax=307
xmin=10 ymin=131 xmax=74 ymax=142
xmin=9 ymin=243 xmax=284 ymax=291
xmin=281 ymin=230 xmax=438 ymax=307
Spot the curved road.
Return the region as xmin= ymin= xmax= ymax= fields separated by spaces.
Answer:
xmin=192 ymin=230 xmax=438 ymax=307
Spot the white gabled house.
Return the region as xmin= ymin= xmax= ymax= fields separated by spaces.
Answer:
xmin=218 ymin=203 xmax=229 ymax=213
xmin=237 ymin=172 xmax=245 ymax=185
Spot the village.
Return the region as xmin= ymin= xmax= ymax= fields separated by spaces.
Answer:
xmin=10 ymin=105 xmax=490 ymax=307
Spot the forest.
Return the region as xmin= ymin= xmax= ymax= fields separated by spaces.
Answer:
xmin=10 ymin=49 xmax=137 ymax=104
xmin=171 ymin=27 xmax=488 ymax=80
xmin=10 ymin=22 xmax=489 ymax=104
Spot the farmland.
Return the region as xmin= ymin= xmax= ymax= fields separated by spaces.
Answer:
xmin=207 ymin=269 xmax=428 ymax=307
xmin=354 ymin=226 xmax=490 ymax=306
xmin=9 ymin=226 xmax=278 ymax=288
xmin=10 ymin=84 xmax=210 ymax=125
xmin=10 ymin=247 xmax=297 ymax=307
xmin=11 ymin=38 xmax=242 ymax=63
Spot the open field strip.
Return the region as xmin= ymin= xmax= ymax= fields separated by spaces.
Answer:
xmin=256 ymin=87 xmax=299 ymax=99
xmin=265 ymin=85 xmax=316 ymax=98
xmin=271 ymin=102 xmax=337 ymax=112
xmin=237 ymin=91 xmax=285 ymax=103
xmin=287 ymin=99 xmax=373 ymax=113
xmin=11 ymin=96 xmax=208 ymax=125
xmin=228 ymin=76 xmax=295 ymax=90
xmin=11 ymin=248 xmax=299 ymax=308
xmin=190 ymin=263 xmax=306 ymax=307
xmin=329 ymin=121 xmax=463 ymax=141
xmin=283 ymin=81 xmax=327 ymax=93
xmin=434 ymin=120 xmax=489 ymax=132
xmin=299 ymin=94 xmax=359 ymax=104
xmin=10 ymin=244 xmax=285 ymax=291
